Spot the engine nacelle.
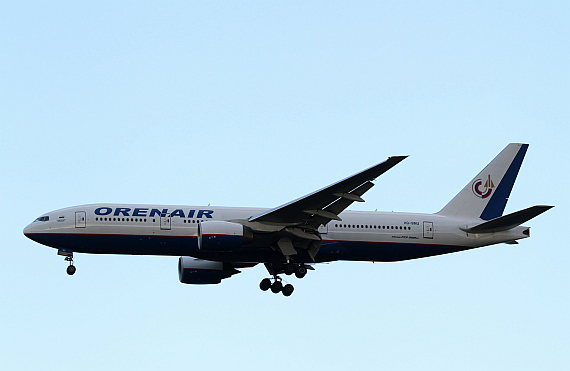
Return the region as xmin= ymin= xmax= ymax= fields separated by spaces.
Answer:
xmin=178 ymin=256 xmax=225 ymax=284
xmin=197 ymin=220 xmax=253 ymax=251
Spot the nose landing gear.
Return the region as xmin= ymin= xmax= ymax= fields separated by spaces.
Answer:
xmin=65 ymin=257 xmax=76 ymax=275
xmin=58 ymin=249 xmax=76 ymax=276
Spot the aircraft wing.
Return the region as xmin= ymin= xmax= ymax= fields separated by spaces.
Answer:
xmin=249 ymin=156 xmax=407 ymax=229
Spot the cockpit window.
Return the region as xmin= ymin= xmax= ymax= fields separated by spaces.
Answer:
xmin=34 ymin=216 xmax=49 ymax=222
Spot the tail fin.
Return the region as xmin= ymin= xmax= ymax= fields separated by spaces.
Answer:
xmin=437 ymin=143 xmax=528 ymax=220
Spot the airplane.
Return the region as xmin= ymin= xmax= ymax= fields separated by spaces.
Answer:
xmin=23 ymin=143 xmax=553 ymax=296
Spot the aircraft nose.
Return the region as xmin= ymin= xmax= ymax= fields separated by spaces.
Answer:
xmin=23 ymin=223 xmax=34 ymax=238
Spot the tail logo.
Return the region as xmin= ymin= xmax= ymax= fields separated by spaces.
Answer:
xmin=472 ymin=175 xmax=495 ymax=199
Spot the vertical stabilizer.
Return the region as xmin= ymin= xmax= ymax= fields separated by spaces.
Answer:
xmin=437 ymin=143 xmax=528 ymax=220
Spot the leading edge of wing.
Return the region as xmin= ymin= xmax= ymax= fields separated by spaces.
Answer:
xmin=249 ymin=156 xmax=407 ymax=225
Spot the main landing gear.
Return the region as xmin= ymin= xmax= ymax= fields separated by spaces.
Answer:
xmin=58 ymin=249 xmax=76 ymax=275
xmin=259 ymin=262 xmax=308 ymax=297
xmin=259 ymin=277 xmax=294 ymax=297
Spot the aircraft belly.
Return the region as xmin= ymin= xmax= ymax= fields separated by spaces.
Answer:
xmin=28 ymin=233 xmax=199 ymax=256
xmin=29 ymin=232 xmax=286 ymax=262
xmin=28 ymin=231 xmax=498 ymax=263
xmin=316 ymin=240 xmax=477 ymax=262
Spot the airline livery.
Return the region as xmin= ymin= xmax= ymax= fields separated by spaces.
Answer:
xmin=24 ymin=143 xmax=552 ymax=296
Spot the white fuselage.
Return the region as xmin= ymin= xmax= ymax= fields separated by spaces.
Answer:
xmin=24 ymin=203 xmax=529 ymax=263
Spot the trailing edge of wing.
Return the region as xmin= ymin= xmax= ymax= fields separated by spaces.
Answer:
xmin=460 ymin=205 xmax=553 ymax=233
xmin=249 ymin=156 xmax=407 ymax=225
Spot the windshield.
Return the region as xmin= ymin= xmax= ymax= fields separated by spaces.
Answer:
xmin=34 ymin=216 xmax=49 ymax=222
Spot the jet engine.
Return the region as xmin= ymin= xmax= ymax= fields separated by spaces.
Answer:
xmin=178 ymin=256 xmax=239 ymax=284
xmin=197 ymin=220 xmax=254 ymax=251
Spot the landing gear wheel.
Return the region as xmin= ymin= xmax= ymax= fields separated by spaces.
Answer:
xmin=271 ymin=280 xmax=283 ymax=293
xmin=284 ymin=263 xmax=295 ymax=275
xmin=64 ymin=255 xmax=76 ymax=275
xmin=66 ymin=265 xmax=76 ymax=275
xmin=295 ymin=265 xmax=307 ymax=279
xmin=282 ymin=284 xmax=294 ymax=297
xmin=260 ymin=278 xmax=271 ymax=291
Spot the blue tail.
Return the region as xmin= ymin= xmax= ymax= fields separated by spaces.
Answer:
xmin=438 ymin=143 xmax=528 ymax=220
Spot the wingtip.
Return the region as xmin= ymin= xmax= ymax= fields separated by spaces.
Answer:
xmin=389 ymin=155 xmax=409 ymax=161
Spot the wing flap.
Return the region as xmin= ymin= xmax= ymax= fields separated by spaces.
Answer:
xmin=333 ymin=192 xmax=365 ymax=202
xmin=303 ymin=209 xmax=342 ymax=221
xmin=310 ymin=181 xmax=375 ymax=228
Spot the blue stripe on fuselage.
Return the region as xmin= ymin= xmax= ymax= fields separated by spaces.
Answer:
xmin=26 ymin=233 xmax=474 ymax=263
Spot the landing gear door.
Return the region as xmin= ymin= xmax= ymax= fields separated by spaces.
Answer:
xmin=423 ymin=221 xmax=434 ymax=239
xmin=75 ymin=211 xmax=86 ymax=228
xmin=160 ymin=214 xmax=171 ymax=230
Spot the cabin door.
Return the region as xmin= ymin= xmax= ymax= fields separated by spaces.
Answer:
xmin=423 ymin=221 xmax=434 ymax=239
xmin=75 ymin=211 xmax=86 ymax=228
xmin=318 ymin=223 xmax=328 ymax=234
xmin=160 ymin=214 xmax=171 ymax=230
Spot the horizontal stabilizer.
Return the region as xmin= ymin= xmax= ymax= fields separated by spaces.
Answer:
xmin=460 ymin=205 xmax=553 ymax=233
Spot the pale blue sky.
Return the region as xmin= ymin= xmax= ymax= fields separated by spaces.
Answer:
xmin=2 ymin=2 xmax=568 ymax=370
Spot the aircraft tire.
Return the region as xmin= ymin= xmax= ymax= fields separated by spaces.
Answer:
xmin=295 ymin=266 xmax=307 ymax=279
xmin=66 ymin=265 xmax=76 ymax=276
xmin=282 ymin=284 xmax=294 ymax=297
xmin=260 ymin=278 xmax=271 ymax=291
xmin=271 ymin=281 xmax=282 ymax=293
xmin=284 ymin=263 xmax=295 ymax=275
